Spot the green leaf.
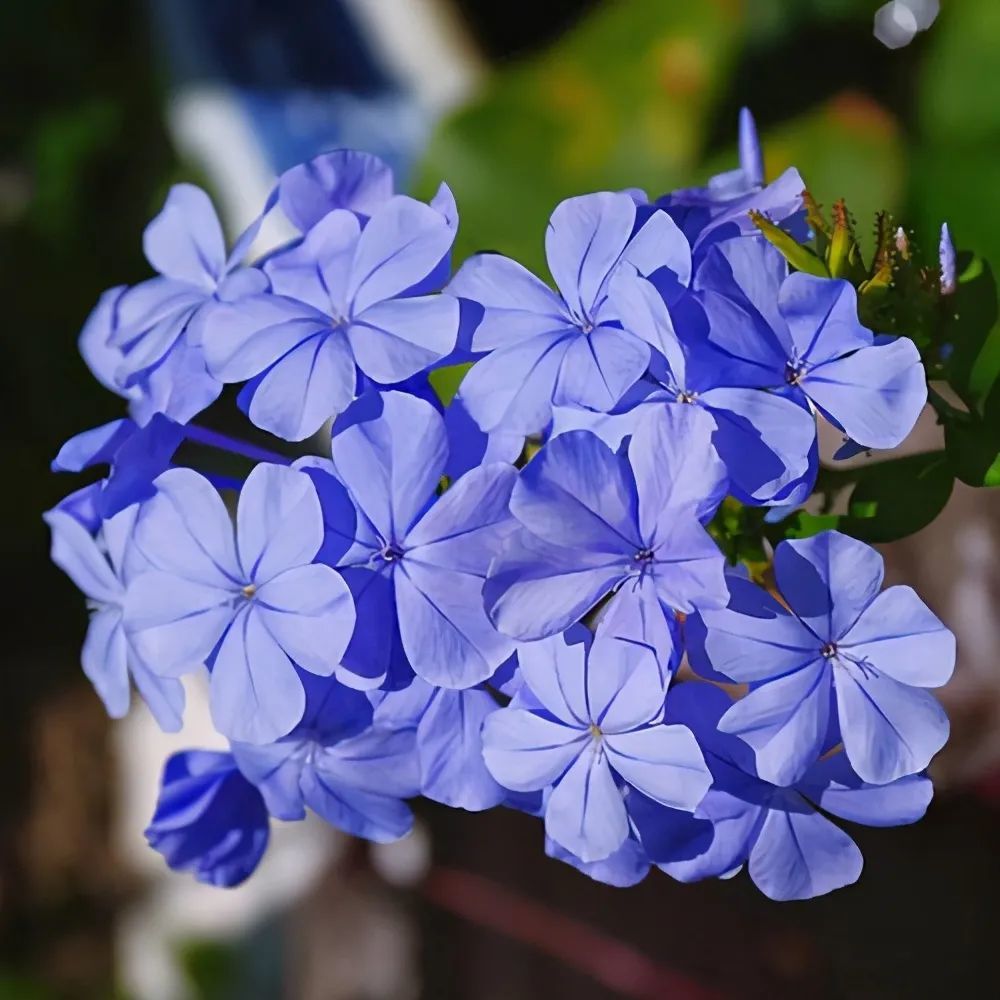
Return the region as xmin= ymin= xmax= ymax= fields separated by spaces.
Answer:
xmin=944 ymin=382 xmax=1000 ymax=487
xmin=942 ymin=254 xmax=999 ymax=410
xmin=412 ymin=3 xmax=745 ymax=273
xmin=837 ymin=451 xmax=954 ymax=543
xmin=429 ymin=362 xmax=472 ymax=406
xmin=782 ymin=512 xmax=842 ymax=540
xmin=919 ymin=0 xmax=1000 ymax=145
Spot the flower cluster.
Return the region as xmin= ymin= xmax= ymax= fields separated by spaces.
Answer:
xmin=47 ymin=112 xmax=953 ymax=901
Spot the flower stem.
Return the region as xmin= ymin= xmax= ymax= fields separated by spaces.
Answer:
xmin=185 ymin=424 xmax=290 ymax=465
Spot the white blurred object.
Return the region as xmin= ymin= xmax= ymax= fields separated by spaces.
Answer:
xmin=343 ymin=0 xmax=483 ymax=113
xmin=905 ymin=0 xmax=941 ymax=30
xmin=370 ymin=819 xmax=432 ymax=887
xmin=115 ymin=674 xmax=340 ymax=1000
xmin=874 ymin=0 xmax=940 ymax=49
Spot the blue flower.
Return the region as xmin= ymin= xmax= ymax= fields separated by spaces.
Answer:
xmin=124 ymin=463 xmax=356 ymax=744
xmin=146 ymin=749 xmax=269 ymax=887
xmin=298 ymin=390 xmax=517 ymax=690
xmin=232 ymin=672 xmax=420 ymax=843
xmin=448 ymin=192 xmax=690 ymax=434
xmin=484 ymin=405 xmax=728 ymax=657
xmin=106 ymin=185 xmax=269 ymax=424
xmin=688 ymin=531 xmax=954 ymax=785
xmin=373 ymin=674 xmax=508 ymax=811
xmin=655 ymin=108 xmax=807 ymax=251
xmin=481 ymin=629 xmax=711 ymax=863
xmin=51 ymin=414 xmax=185 ymax=520
xmin=633 ymin=683 xmax=933 ymax=901
xmin=549 ymin=267 xmax=818 ymax=506
xmin=202 ymin=193 xmax=459 ymax=441
xmin=696 ymin=238 xmax=927 ymax=450
xmin=546 ymin=835 xmax=651 ymax=888
xmin=44 ymin=502 xmax=184 ymax=730
xmin=275 ymin=149 xmax=396 ymax=232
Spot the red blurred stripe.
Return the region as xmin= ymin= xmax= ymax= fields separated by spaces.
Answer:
xmin=422 ymin=866 xmax=723 ymax=1000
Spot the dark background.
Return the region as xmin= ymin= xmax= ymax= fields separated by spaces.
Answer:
xmin=2 ymin=1 xmax=998 ymax=997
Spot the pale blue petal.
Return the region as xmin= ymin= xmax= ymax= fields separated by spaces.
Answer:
xmin=778 ymin=274 xmax=872 ymax=363
xmin=81 ymin=608 xmax=131 ymax=718
xmin=277 ymin=149 xmax=394 ymax=231
xmin=605 ymin=726 xmax=710 ymax=810
xmin=395 ymin=560 xmax=512 ymax=688
xmin=485 ymin=530 xmax=625 ymax=640
xmin=748 ymin=793 xmax=863 ymax=901
xmin=243 ymin=331 xmax=357 ymax=441
xmin=255 ymin=564 xmax=356 ymax=675
xmin=797 ymin=752 xmax=933 ymax=827
xmin=405 ymin=462 xmax=517 ymax=573
xmin=447 ymin=253 xmax=570 ymax=351
xmin=124 ymin=571 xmax=235 ymax=673
xmin=803 ymin=337 xmax=927 ymax=450
xmin=511 ymin=430 xmax=639 ymax=553
xmin=544 ymin=192 xmax=635 ymax=320
xmin=202 ymin=295 xmax=330 ymax=382
xmin=331 ymin=390 xmax=447 ymax=541
xmin=143 ymin=184 xmax=225 ymax=285
xmin=209 ymin=608 xmax=306 ymax=744
xmin=628 ymin=404 xmax=726 ymax=538
xmin=237 ymin=464 xmax=324 ymax=582
xmin=348 ymin=295 xmax=458 ymax=384
xmin=347 ymin=195 xmax=456 ymax=313
xmin=552 ymin=325 xmax=649 ymax=411
xmin=134 ymin=468 xmax=241 ymax=586
xmin=695 ymin=576 xmax=818 ymax=683
xmin=481 ymin=708 xmax=586 ymax=792
xmin=836 ymin=668 xmax=950 ymax=784
xmin=608 ymin=268 xmax=687 ymax=384
xmin=544 ymin=748 xmax=629 ymax=863
xmin=44 ymin=508 xmax=121 ymax=604
xmin=776 ymin=532 xmax=882 ymax=639
xmin=719 ymin=661 xmax=832 ymax=786
xmin=586 ymin=634 xmax=664 ymax=732
xmin=417 ymin=688 xmax=506 ymax=811
xmin=839 ymin=586 xmax=955 ymax=687
xmin=459 ymin=331 xmax=572 ymax=435
xmin=516 ymin=628 xmax=591 ymax=727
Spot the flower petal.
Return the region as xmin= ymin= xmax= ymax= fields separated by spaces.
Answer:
xmin=835 ymin=667 xmax=950 ymax=784
xmin=236 ymin=464 xmax=324 ymax=582
xmin=748 ymin=793 xmax=863 ymax=901
xmin=331 ymin=390 xmax=447 ymax=541
xmin=481 ymin=708 xmax=586 ymax=792
xmin=719 ymin=660 xmax=832 ymax=787
xmin=545 ymin=192 xmax=635 ymax=320
xmin=605 ymin=725 xmax=710 ymax=810
xmin=544 ymin=748 xmax=629 ymax=863
xmin=417 ymin=688 xmax=507 ymax=811
xmin=511 ymin=429 xmax=639 ymax=553
xmin=395 ymin=560 xmax=513 ymax=688
xmin=802 ymin=337 xmax=927 ymax=450
xmin=447 ymin=253 xmax=570 ymax=351
xmin=255 ymin=563 xmax=356 ymax=676
xmin=347 ymin=195 xmax=456 ymax=313
xmin=839 ymin=586 xmax=955 ymax=687
xmin=552 ymin=325 xmax=649 ymax=412
xmin=143 ymin=184 xmax=225 ymax=285
xmin=209 ymin=608 xmax=305 ymax=744
xmin=484 ymin=530 xmax=625 ymax=640
xmin=134 ymin=468 xmax=241 ymax=587
xmin=348 ymin=295 xmax=458 ymax=384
